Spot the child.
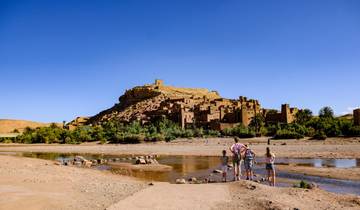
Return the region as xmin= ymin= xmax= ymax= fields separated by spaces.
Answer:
xmin=244 ymin=144 xmax=256 ymax=180
xmin=265 ymin=147 xmax=276 ymax=186
xmin=220 ymin=150 xmax=229 ymax=182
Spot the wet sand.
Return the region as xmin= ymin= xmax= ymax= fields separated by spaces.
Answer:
xmin=277 ymin=165 xmax=360 ymax=181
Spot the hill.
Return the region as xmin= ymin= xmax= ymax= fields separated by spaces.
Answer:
xmin=87 ymin=79 xmax=223 ymax=126
xmin=0 ymin=119 xmax=58 ymax=133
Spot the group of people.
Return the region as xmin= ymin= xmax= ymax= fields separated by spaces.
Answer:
xmin=220 ymin=137 xmax=276 ymax=186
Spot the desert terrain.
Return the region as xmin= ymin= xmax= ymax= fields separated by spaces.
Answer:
xmin=0 ymin=137 xmax=360 ymax=210
xmin=0 ymin=119 xmax=57 ymax=133
xmin=0 ymin=152 xmax=359 ymax=210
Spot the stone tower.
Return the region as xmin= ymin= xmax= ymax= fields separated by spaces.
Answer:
xmin=354 ymin=108 xmax=360 ymax=126
xmin=281 ymin=104 xmax=291 ymax=123
xmin=154 ymin=79 xmax=164 ymax=87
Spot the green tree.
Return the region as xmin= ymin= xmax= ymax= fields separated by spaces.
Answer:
xmin=319 ymin=107 xmax=334 ymax=119
xmin=295 ymin=109 xmax=313 ymax=125
xmin=249 ymin=114 xmax=265 ymax=134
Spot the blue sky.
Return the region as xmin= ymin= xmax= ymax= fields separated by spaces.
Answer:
xmin=1 ymin=0 xmax=359 ymax=122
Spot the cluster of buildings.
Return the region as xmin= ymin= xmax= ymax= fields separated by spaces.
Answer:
xmin=141 ymin=80 xmax=299 ymax=130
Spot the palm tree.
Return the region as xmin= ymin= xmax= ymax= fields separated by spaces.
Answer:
xmin=295 ymin=109 xmax=313 ymax=124
xmin=319 ymin=107 xmax=334 ymax=119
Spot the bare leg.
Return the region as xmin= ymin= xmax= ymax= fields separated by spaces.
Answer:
xmin=267 ymin=169 xmax=271 ymax=185
xmin=271 ymin=170 xmax=276 ymax=186
xmin=233 ymin=162 xmax=238 ymax=181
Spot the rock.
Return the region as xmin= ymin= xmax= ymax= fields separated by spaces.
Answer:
xmin=246 ymin=184 xmax=256 ymax=190
xmin=136 ymin=158 xmax=146 ymax=164
xmin=148 ymin=182 xmax=154 ymax=186
xmin=83 ymin=160 xmax=92 ymax=168
xmin=75 ymin=156 xmax=87 ymax=162
xmin=308 ymin=182 xmax=318 ymax=189
xmin=175 ymin=178 xmax=186 ymax=184
xmin=54 ymin=161 xmax=61 ymax=165
xmin=188 ymin=177 xmax=197 ymax=183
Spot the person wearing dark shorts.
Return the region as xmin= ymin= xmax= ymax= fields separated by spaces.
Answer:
xmin=244 ymin=144 xmax=255 ymax=180
xmin=265 ymin=147 xmax=276 ymax=186
xmin=230 ymin=137 xmax=245 ymax=181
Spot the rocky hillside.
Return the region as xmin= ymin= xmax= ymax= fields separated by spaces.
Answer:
xmin=87 ymin=80 xmax=220 ymax=125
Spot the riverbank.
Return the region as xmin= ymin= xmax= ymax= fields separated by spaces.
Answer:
xmin=277 ymin=165 xmax=360 ymax=181
xmin=0 ymin=155 xmax=147 ymax=210
xmin=0 ymin=155 xmax=359 ymax=210
xmin=1 ymin=137 xmax=360 ymax=158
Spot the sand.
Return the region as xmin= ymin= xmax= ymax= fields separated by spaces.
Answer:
xmin=277 ymin=165 xmax=360 ymax=181
xmin=0 ymin=155 xmax=146 ymax=210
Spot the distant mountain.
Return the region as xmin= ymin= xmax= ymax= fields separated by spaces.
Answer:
xmin=338 ymin=114 xmax=353 ymax=120
xmin=0 ymin=119 xmax=59 ymax=133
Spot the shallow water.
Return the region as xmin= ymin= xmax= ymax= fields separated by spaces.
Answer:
xmin=3 ymin=152 xmax=360 ymax=195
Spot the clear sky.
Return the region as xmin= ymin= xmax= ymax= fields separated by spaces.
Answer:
xmin=1 ymin=0 xmax=359 ymax=122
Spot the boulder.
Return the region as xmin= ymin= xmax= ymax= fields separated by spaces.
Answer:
xmin=83 ymin=160 xmax=92 ymax=168
xmin=308 ymin=182 xmax=318 ymax=189
xmin=213 ymin=169 xmax=223 ymax=173
xmin=188 ymin=177 xmax=197 ymax=183
xmin=136 ymin=158 xmax=146 ymax=164
xmin=175 ymin=178 xmax=186 ymax=184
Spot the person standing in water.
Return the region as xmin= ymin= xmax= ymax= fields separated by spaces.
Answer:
xmin=220 ymin=150 xmax=229 ymax=182
xmin=265 ymin=147 xmax=276 ymax=186
xmin=244 ymin=144 xmax=256 ymax=180
xmin=230 ymin=137 xmax=245 ymax=181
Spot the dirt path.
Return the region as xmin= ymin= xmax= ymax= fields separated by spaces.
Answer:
xmin=107 ymin=182 xmax=230 ymax=210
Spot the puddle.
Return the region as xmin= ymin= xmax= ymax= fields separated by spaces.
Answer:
xmin=2 ymin=152 xmax=360 ymax=195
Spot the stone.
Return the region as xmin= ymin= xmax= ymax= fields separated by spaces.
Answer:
xmin=188 ymin=177 xmax=197 ymax=183
xmin=308 ymin=182 xmax=318 ymax=189
xmin=175 ymin=178 xmax=186 ymax=184
xmin=246 ymin=184 xmax=256 ymax=190
xmin=83 ymin=160 xmax=92 ymax=168
xmin=136 ymin=158 xmax=146 ymax=164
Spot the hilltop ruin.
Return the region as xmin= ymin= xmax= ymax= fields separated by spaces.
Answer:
xmin=74 ymin=80 xmax=299 ymax=131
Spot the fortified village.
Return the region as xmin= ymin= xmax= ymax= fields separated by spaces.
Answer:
xmin=67 ymin=80 xmax=359 ymax=130
xmin=68 ymin=80 xmax=301 ymax=130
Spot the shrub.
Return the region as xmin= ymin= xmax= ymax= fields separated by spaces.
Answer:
xmin=348 ymin=126 xmax=360 ymax=137
xmin=221 ymin=125 xmax=255 ymax=138
xmin=204 ymin=129 xmax=221 ymax=137
xmin=311 ymin=130 xmax=327 ymax=140
xmin=299 ymin=180 xmax=310 ymax=189
xmin=273 ymin=129 xmax=304 ymax=139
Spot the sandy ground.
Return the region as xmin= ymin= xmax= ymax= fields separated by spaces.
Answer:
xmin=1 ymin=137 xmax=360 ymax=158
xmin=0 ymin=155 xmax=359 ymax=210
xmin=218 ymin=181 xmax=360 ymax=210
xmin=277 ymin=165 xmax=360 ymax=181
xmin=0 ymin=155 xmax=146 ymax=210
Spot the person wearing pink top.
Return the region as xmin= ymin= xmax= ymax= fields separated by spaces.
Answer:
xmin=229 ymin=137 xmax=245 ymax=181
xmin=265 ymin=147 xmax=276 ymax=186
